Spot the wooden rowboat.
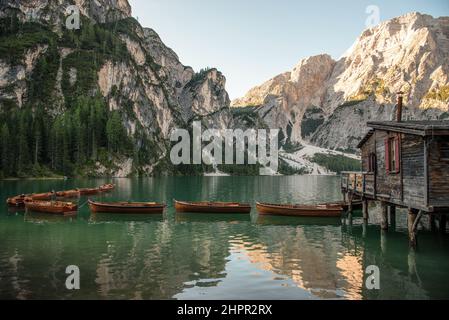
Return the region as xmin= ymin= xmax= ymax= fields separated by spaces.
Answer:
xmin=30 ymin=192 xmax=55 ymax=201
xmin=77 ymin=188 xmax=100 ymax=196
xmin=174 ymin=200 xmax=252 ymax=214
xmin=88 ymin=200 xmax=166 ymax=214
xmin=25 ymin=200 xmax=78 ymax=216
xmin=6 ymin=195 xmax=29 ymax=208
xmin=322 ymin=200 xmax=363 ymax=211
xmin=99 ymin=184 xmax=115 ymax=192
xmin=256 ymin=202 xmax=343 ymax=217
xmin=56 ymin=190 xmax=80 ymax=199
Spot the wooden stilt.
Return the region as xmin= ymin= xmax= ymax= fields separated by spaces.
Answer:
xmin=440 ymin=215 xmax=447 ymax=234
xmin=347 ymin=211 xmax=353 ymax=227
xmin=362 ymin=221 xmax=367 ymax=238
xmin=381 ymin=230 xmax=387 ymax=254
xmin=430 ymin=214 xmax=436 ymax=233
xmin=381 ymin=202 xmax=388 ymax=231
xmin=362 ymin=198 xmax=369 ymax=222
xmin=348 ymin=192 xmax=354 ymax=214
xmin=408 ymin=209 xmax=419 ymax=249
xmin=389 ymin=205 xmax=396 ymax=229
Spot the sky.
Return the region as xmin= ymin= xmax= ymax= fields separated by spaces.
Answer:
xmin=128 ymin=0 xmax=449 ymax=100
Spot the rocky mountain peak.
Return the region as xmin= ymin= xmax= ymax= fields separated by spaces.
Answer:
xmin=233 ymin=12 xmax=449 ymax=149
xmin=330 ymin=11 xmax=449 ymax=112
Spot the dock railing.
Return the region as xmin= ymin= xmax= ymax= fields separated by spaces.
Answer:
xmin=341 ymin=171 xmax=376 ymax=198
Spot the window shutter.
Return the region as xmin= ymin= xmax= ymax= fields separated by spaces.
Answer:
xmin=395 ymin=137 xmax=400 ymax=172
xmin=385 ymin=138 xmax=390 ymax=173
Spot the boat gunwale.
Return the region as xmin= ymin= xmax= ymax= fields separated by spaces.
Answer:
xmin=174 ymin=200 xmax=251 ymax=209
xmin=256 ymin=202 xmax=343 ymax=211
xmin=88 ymin=199 xmax=166 ymax=210
xmin=24 ymin=200 xmax=78 ymax=215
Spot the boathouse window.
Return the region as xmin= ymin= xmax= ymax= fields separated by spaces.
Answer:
xmin=440 ymin=142 xmax=449 ymax=161
xmin=385 ymin=136 xmax=400 ymax=174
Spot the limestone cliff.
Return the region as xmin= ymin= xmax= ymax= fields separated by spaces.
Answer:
xmin=0 ymin=0 xmax=232 ymax=177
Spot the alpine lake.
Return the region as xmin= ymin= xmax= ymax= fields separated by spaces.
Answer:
xmin=1 ymin=176 xmax=449 ymax=300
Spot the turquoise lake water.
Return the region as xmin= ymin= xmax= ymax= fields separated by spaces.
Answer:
xmin=0 ymin=176 xmax=448 ymax=300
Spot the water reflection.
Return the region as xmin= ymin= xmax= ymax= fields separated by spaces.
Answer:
xmin=176 ymin=213 xmax=251 ymax=224
xmin=24 ymin=212 xmax=78 ymax=224
xmin=0 ymin=176 xmax=448 ymax=300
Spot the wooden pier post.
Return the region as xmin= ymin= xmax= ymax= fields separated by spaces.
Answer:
xmin=430 ymin=214 xmax=436 ymax=233
xmin=347 ymin=192 xmax=354 ymax=214
xmin=347 ymin=211 xmax=353 ymax=227
xmin=440 ymin=214 xmax=447 ymax=234
xmin=389 ymin=205 xmax=396 ymax=229
xmin=408 ymin=209 xmax=419 ymax=249
xmin=381 ymin=230 xmax=388 ymax=254
xmin=362 ymin=198 xmax=369 ymax=222
xmin=381 ymin=202 xmax=388 ymax=231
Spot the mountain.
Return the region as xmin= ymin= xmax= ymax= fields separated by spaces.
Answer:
xmin=1 ymin=2 xmax=446 ymax=178
xmin=0 ymin=0 xmax=234 ymax=178
xmin=233 ymin=12 xmax=449 ymax=152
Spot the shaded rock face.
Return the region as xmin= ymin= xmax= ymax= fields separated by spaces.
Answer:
xmin=233 ymin=12 xmax=449 ymax=149
xmin=233 ymin=54 xmax=336 ymax=143
xmin=310 ymin=98 xmax=448 ymax=153
xmin=0 ymin=0 xmax=232 ymax=176
xmin=179 ymin=69 xmax=231 ymax=122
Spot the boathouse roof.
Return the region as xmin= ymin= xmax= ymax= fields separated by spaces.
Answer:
xmin=357 ymin=120 xmax=449 ymax=148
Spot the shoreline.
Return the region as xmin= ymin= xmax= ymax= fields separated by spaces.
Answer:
xmin=1 ymin=177 xmax=66 ymax=181
xmin=1 ymin=173 xmax=343 ymax=181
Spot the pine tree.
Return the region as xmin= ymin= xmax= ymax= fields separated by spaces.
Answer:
xmin=17 ymin=109 xmax=32 ymax=174
xmin=106 ymin=111 xmax=123 ymax=153
xmin=1 ymin=124 xmax=11 ymax=176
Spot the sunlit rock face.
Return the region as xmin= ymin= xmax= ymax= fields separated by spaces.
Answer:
xmin=233 ymin=12 xmax=449 ymax=149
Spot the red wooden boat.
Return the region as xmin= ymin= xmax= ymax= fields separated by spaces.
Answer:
xmin=323 ymin=200 xmax=363 ymax=211
xmin=99 ymin=184 xmax=115 ymax=192
xmin=6 ymin=194 xmax=29 ymax=208
xmin=77 ymin=188 xmax=101 ymax=196
xmin=31 ymin=192 xmax=55 ymax=201
xmin=88 ymin=200 xmax=166 ymax=214
xmin=56 ymin=190 xmax=80 ymax=199
xmin=174 ymin=200 xmax=252 ymax=214
xmin=25 ymin=200 xmax=78 ymax=216
xmin=256 ymin=202 xmax=343 ymax=217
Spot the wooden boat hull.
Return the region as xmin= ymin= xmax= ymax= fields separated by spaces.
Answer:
xmin=31 ymin=192 xmax=55 ymax=201
xmin=99 ymin=184 xmax=115 ymax=192
xmin=6 ymin=195 xmax=28 ymax=208
xmin=88 ymin=200 xmax=166 ymax=214
xmin=323 ymin=201 xmax=363 ymax=211
xmin=25 ymin=201 xmax=78 ymax=216
xmin=256 ymin=202 xmax=343 ymax=218
xmin=174 ymin=200 xmax=251 ymax=214
xmin=56 ymin=190 xmax=80 ymax=199
xmin=78 ymin=188 xmax=100 ymax=196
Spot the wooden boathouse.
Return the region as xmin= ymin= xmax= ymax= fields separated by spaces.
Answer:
xmin=341 ymin=94 xmax=449 ymax=247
